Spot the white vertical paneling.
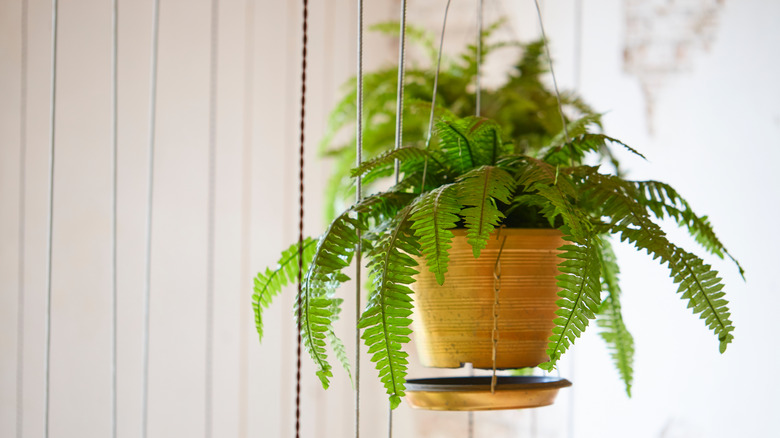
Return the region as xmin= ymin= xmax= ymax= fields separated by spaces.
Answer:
xmin=0 ymin=0 xmax=23 ymax=436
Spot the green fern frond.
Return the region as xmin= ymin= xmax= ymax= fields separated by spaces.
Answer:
xmin=350 ymin=146 xmax=429 ymax=178
xmin=543 ymin=133 xmax=646 ymax=168
xmin=252 ymin=237 xmax=317 ymax=342
xmin=632 ymin=180 xmax=744 ymax=278
xmin=299 ymin=211 xmax=364 ymax=388
xmin=326 ymin=297 xmax=353 ymax=385
xmin=574 ymin=168 xmax=735 ymax=353
xmin=456 ymin=166 xmax=516 ymax=257
xmin=539 ymin=232 xmax=602 ymax=371
xmin=358 ymin=204 xmax=420 ymax=409
xmin=410 ymin=184 xmax=461 ymax=285
xmin=596 ymin=239 xmax=634 ymax=396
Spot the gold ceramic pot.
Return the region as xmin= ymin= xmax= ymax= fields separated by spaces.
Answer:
xmin=411 ymin=228 xmax=564 ymax=369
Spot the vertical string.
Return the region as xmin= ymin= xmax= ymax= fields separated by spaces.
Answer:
xmin=238 ymin=1 xmax=255 ymax=437
xmin=532 ymin=0 xmax=570 ymax=143
xmin=142 ymin=0 xmax=161 ymax=436
xmin=16 ymin=1 xmax=29 ymax=437
xmin=295 ymin=1 xmax=309 ymax=437
xmin=392 ymin=0 xmax=407 ymax=184
xmin=43 ymin=1 xmax=59 ymax=436
xmin=205 ymin=0 xmax=219 ymax=436
xmin=354 ymin=0 xmax=364 ymax=437
xmin=110 ymin=0 xmax=119 ymax=437
xmin=419 ymin=0 xmax=451 ymax=192
xmin=475 ymin=0 xmax=483 ymax=117
xmin=567 ymin=4 xmax=582 ymax=438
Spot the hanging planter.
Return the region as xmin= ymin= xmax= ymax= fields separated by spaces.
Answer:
xmin=412 ymin=228 xmax=563 ymax=369
xmin=251 ymin=21 xmax=743 ymax=412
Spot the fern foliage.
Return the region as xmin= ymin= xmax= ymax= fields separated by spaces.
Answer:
xmin=596 ymin=239 xmax=635 ymax=396
xmin=252 ymin=238 xmax=317 ymax=342
xmin=539 ymin=231 xmax=602 ymax=371
xmin=410 ymin=184 xmax=461 ymax=285
xmin=574 ymin=168 xmax=735 ymax=353
xmin=456 ymin=166 xmax=516 ymax=257
xmin=358 ymin=204 xmax=420 ymax=409
xmin=298 ymin=211 xmax=364 ymax=388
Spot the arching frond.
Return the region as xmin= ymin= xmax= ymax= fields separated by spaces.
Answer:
xmin=358 ymin=204 xmax=420 ymax=409
xmin=350 ymin=146 xmax=429 ymax=178
xmin=299 ymin=211 xmax=364 ymax=388
xmin=455 ymin=166 xmax=516 ymax=257
xmin=410 ymin=184 xmax=461 ymax=285
xmin=574 ymin=168 xmax=735 ymax=353
xmin=632 ymin=180 xmax=744 ymax=278
xmin=252 ymin=238 xmax=317 ymax=342
xmin=539 ymin=231 xmax=602 ymax=371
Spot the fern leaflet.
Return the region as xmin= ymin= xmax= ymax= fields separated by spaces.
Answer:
xmin=358 ymin=204 xmax=419 ymax=409
xmin=456 ymin=166 xmax=516 ymax=257
xmin=252 ymin=238 xmax=317 ymax=342
xmin=410 ymin=184 xmax=461 ymax=285
xmin=539 ymin=231 xmax=602 ymax=371
xmin=596 ymin=238 xmax=634 ymax=396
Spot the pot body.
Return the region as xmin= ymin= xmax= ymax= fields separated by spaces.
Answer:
xmin=411 ymin=228 xmax=564 ymax=369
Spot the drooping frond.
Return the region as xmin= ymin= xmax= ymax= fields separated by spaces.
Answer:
xmin=596 ymin=239 xmax=634 ymax=396
xmin=543 ymin=133 xmax=646 ymax=169
xmin=252 ymin=238 xmax=317 ymax=342
xmin=299 ymin=211 xmax=365 ymax=388
xmin=410 ymin=184 xmax=461 ymax=285
xmin=327 ymin=297 xmax=352 ymax=385
xmin=631 ymin=180 xmax=744 ymax=278
xmin=539 ymin=231 xmax=602 ymax=371
xmin=574 ymin=168 xmax=735 ymax=353
xmin=358 ymin=204 xmax=420 ymax=409
xmin=455 ymin=166 xmax=516 ymax=257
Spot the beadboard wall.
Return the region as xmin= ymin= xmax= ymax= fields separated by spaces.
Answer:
xmin=1 ymin=1 xmax=778 ymax=437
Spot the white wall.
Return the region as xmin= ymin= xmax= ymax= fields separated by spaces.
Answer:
xmin=1 ymin=0 xmax=778 ymax=437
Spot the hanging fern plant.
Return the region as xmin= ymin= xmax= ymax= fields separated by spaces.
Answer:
xmin=253 ymin=30 xmax=742 ymax=408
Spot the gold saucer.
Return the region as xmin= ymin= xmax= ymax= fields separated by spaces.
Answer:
xmin=404 ymin=376 xmax=571 ymax=411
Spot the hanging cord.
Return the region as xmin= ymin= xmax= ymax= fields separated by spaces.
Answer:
xmin=295 ymin=1 xmax=309 ymax=437
xmin=238 ymin=1 xmax=255 ymax=437
xmin=142 ymin=0 xmax=160 ymax=436
xmin=205 ymin=0 xmax=219 ymax=436
xmin=354 ymin=1 xmax=364 ymax=437
xmin=392 ymin=0 xmax=408 ymax=184
xmin=419 ymin=0 xmax=452 ymax=193
xmin=567 ymin=3 xmax=582 ymax=438
xmin=16 ymin=1 xmax=28 ymax=437
xmin=532 ymin=0 xmax=570 ymax=143
xmin=469 ymin=2 xmax=485 ymax=435
xmin=110 ymin=0 xmax=119 ymax=436
xmin=43 ymin=1 xmax=59 ymax=436
xmin=491 ymin=229 xmax=507 ymax=394
xmin=475 ymin=0 xmax=483 ymax=117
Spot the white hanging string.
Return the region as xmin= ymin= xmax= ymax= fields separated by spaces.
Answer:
xmin=419 ymin=0 xmax=451 ymax=192
xmin=142 ymin=0 xmax=161 ymax=436
xmin=205 ymin=0 xmax=219 ymax=436
xmin=237 ymin=1 xmax=255 ymax=437
xmin=43 ymin=1 xmax=59 ymax=436
xmin=16 ymin=1 xmax=29 ymax=437
xmin=354 ymin=1 xmax=364 ymax=437
xmin=532 ymin=0 xmax=570 ymax=143
xmin=475 ymin=0 xmax=483 ymax=117
xmin=392 ymin=0 xmax=407 ymax=185
xmin=110 ymin=0 xmax=119 ymax=437
xmin=389 ymin=1 xmax=407 ymax=434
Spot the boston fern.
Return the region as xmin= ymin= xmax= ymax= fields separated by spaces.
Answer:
xmin=253 ymin=113 xmax=741 ymax=407
xmin=254 ymin=26 xmax=741 ymax=407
